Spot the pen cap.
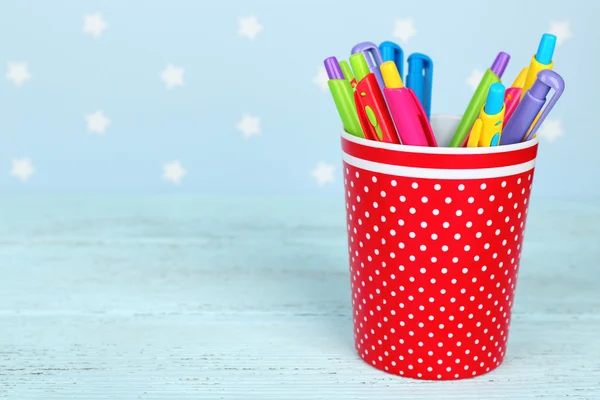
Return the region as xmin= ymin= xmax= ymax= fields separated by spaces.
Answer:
xmin=380 ymin=61 xmax=404 ymax=89
xmin=490 ymin=52 xmax=510 ymax=78
xmin=324 ymin=56 xmax=344 ymax=80
xmin=379 ymin=41 xmax=404 ymax=79
xmin=406 ymin=53 xmax=433 ymax=118
xmin=484 ymin=82 xmax=506 ymax=115
xmin=535 ymin=33 xmax=557 ymax=64
xmin=349 ymin=52 xmax=371 ymax=82
xmin=525 ymin=69 xmax=565 ymax=140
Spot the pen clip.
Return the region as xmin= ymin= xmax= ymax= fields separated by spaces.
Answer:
xmin=407 ymin=53 xmax=433 ymax=120
xmin=353 ymin=90 xmax=379 ymax=141
xmin=409 ymin=88 xmax=438 ymax=147
xmin=379 ymin=41 xmax=404 ymax=80
xmin=524 ymin=70 xmax=565 ymax=141
xmin=351 ymin=41 xmax=385 ymax=89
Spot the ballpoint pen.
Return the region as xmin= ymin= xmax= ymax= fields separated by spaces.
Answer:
xmin=339 ymin=60 xmax=356 ymax=88
xmin=504 ymin=67 xmax=529 ymax=123
xmin=350 ymin=52 xmax=400 ymax=144
xmin=380 ymin=61 xmax=437 ymax=147
xmin=406 ymin=53 xmax=434 ymax=120
xmin=521 ymin=33 xmax=556 ymax=99
xmin=448 ymin=52 xmax=510 ymax=147
xmin=324 ymin=56 xmax=364 ymax=138
xmin=379 ymin=41 xmax=404 ymax=80
xmin=500 ymin=69 xmax=565 ymax=145
xmin=351 ymin=42 xmax=386 ymax=91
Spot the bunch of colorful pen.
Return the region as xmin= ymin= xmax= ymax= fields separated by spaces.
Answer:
xmin=325 ymin=33 xmax=565 ymax=148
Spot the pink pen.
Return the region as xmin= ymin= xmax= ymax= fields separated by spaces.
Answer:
xmin=380 ymin=61 xmax=437 ymax=147
xmin=504 ymin=67 xmax=529 ymax=123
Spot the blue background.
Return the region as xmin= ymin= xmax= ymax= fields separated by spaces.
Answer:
xmin=0 ymin=0 xmax=597 ymax=198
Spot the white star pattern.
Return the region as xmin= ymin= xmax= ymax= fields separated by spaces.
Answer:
xmin=313 ymin=66 xmax=329 ymax=92
xmin=237 ymin=114 xmax=261 ymax=138
xmin=10 ymin=158 xmax=35 ymax=182
xmin=537 ymin=119 xmax=564 ymax=143
xmin=83 ymin=12 xmax=108 ymax=38
xmin=393 ymin=18 xmax=417 ymax=43
xmin=466 ymin=69 xmax=484 ymax=90
xmin=549 ymin=20 xmax=572 ymax=46
xmin=0 ymin=11 xmax=574 ymax=193
xmin=85 ymin=111 xmax=111 ymax=135
xmin=161 ymin=64 xmax=185 ymax=89
xmin=6 ymin=62 xmax=31 ymax=87
xmin=238 ymin=16 xmax=263 ymax=40
xmin=311 ymin=162 xmax=335 ymax=186
xmin=163 ymin=160 xmax=187 ymax=184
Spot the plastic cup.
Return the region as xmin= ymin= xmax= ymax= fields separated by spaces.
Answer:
xmin=341 ymin=115 xmax=539 ymax=380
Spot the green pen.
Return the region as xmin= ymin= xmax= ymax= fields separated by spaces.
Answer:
xmin=324 ymin=56 xmax=364 ymax=138
xmin=339 ymin=60 xmax=356 ymax=85
xmin=449 ymin=69 xmax=501 ymax=147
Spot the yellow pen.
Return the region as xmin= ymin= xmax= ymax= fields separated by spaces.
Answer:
xmin=467 ymin=119 xmax=483 ymax=148
xmin=478 ymin=83 xmax=506 ymax=147
xmin=521 ymin=33 xmax=556 ymax=99
xmin=512 ymin=67 xmax=528 ymax=90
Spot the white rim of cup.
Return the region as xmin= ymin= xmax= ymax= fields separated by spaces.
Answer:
xmin=340 ymin=130 xmax=539 ymax=155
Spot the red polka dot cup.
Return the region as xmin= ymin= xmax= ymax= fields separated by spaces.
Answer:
xmin=341 ymin=115 xmax=539 ymax=380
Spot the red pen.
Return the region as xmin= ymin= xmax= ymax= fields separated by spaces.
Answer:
xmin=349 ymin=52 xmax=400 ymax=144
xmin=504 ymin=67 xmax=528 ymax=123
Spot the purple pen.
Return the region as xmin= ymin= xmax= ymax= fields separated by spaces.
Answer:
xmin=490 ymin=52 xmax=510 ymax=78
xmin=500 ymin=69 xmax=565 ymax=145
xmin=324 ymin=56 xmax=344 ymax=80
xmin=351 ymin=42 xmax=385 ymax=90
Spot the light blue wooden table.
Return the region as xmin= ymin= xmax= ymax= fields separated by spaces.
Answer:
xmin=1 ymin=195 xmax=599 ymax=399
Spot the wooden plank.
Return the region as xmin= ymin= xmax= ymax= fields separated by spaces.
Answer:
xmin=0 ymin=196 xmax=598 ymax=398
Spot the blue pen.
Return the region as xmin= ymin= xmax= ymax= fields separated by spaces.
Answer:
xmin=379 ymin=41 xmax=404 ymax=81
xmin=406 ymin=53 xmax=433 ymax=120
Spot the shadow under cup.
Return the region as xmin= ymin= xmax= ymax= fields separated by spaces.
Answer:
xmin=340 ymin=115 xmax=539 ymax=380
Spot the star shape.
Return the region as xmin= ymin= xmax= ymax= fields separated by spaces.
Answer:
xmin=161 ymin=64 xmax=185 ymax=89
xmin=313 ymin=66 xmax=329 ymax=92
xmin=10 ymin=158 xmax=35 ymax=182
xmin=536 ymin=119 xmax=564 ymax=143
xmin=548 ymin=20 xmax=572 ymax=46
xmin=393 ymin=18 xmax=417 ymax=43
xmin=6 ymin=62 xmax=31 ymax=87
xmin=311 ymin=162 xmax=335 ymax=186
xmin=236 ymin=114 xmax=261 ymax=138
xmin=238 ymin=16 xmax=263 ymax=40
xmin=85 ymin=110 xmax=111 ymax=135
xmin=163 ymin=160 xmax=187 ymax=184
xmin=466 ymin=69 xmax=484 ymax=90
xmin=83 ymin=12 xmax=108 ymax=38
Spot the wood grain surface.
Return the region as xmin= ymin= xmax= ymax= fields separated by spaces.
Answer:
xmin=0 ymin=195 xmax=598 ymax=399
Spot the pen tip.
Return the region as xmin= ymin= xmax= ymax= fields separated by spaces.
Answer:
xmin=536 ymin=33 xmax=556 ymax=64
xmin=490 ymin=52 xmax=510 ymax=78
xmin=324 ymin=57 xmax=343 ymax=80
xmin=484 ymin=83 xmax=506 ymax=115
